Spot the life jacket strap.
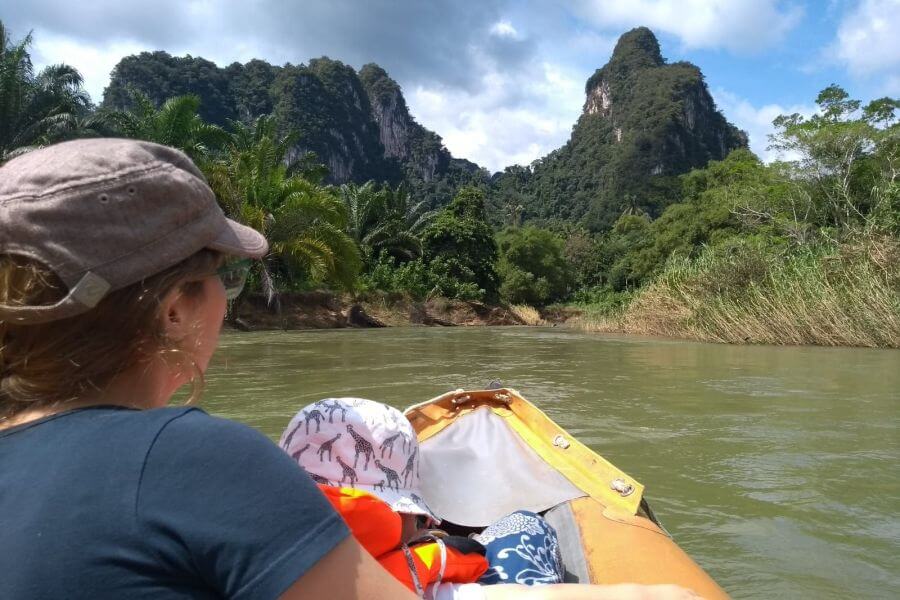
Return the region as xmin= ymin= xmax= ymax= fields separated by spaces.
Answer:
xmin=434 ymin=536 xmax=448 ymax=593
xmin=407 ymin=533 xmax=448 ymax=599
xmin=401 ymin=543 xmax=425 ymax=598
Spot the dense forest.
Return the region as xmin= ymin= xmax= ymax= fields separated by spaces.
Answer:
xmin=2 ymin=22 xmax=898 ymax=346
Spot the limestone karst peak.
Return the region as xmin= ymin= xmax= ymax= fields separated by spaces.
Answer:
xmin=609 ymin=27 xmax=664 ymax=70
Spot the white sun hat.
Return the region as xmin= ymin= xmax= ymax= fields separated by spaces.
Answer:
xmin=280 ymin=397 xmax=439 ymax=522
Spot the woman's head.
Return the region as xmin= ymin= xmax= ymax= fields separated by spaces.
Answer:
xmin=0 ymin=250 xmax=225 ymax=418
xmin=0 ymin=139 xmax=267 ymax=420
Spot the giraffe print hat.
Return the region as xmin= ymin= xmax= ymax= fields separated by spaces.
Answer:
xmin=280 ymin=398 xmax=438 ymax=522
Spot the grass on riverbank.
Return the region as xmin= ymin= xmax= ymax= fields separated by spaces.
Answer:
xmin=510 ymin=304 xmax=545 ymax=325
xmin=571 ymin=237 xmax=900 ymax=348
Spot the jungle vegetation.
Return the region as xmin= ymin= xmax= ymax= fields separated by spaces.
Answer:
xmin=2 ymin=21 xmax=897 ymax=346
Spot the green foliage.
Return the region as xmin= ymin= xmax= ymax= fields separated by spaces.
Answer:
xmin=103 ymin=52 xmax=471 ymax=190
xmin=360 ymin=252 xmax=483 ymax=301
xmin=9 ymin=26 xmax=896 ymax=337
xmin=768 ymin=85 xmax=899 ymax=233
xmin=362 ymin=253 xmax=432 ymax=299
xmin=570 ymin=86 xmax=900 ymax=347
xmin=103 ymin=51 xmax=237 ymax=125
xmin=0 ymin=21 xmax=96 ymax=161
xmin=205 ymin=115 xmax=361 ymax=292
xmin=405 ymin=159 xmax=491 ymax=212
xmin=340 ymin=182 xmax=434 ymax=264
xmin=421 ymin=187 xmax=500 ymax=300
xmin=598 ymin=214 xmax=656 ymax=290
xmin=496 ymin=227 xmax=573 ymax=306
xmin=225 ymin=59 xmax=278 ymax=121
xmin=100 ymin=50 xmax=490 ymax=205
xmin=570 ymin=287 xmax=634 ymax=313
xmin=103 ymin=92 xmax=228 ymax=160
xmin=583 ymin=149 xmax=790 ymax=291
xmin=489 ymin=27 xmax=746 ymax=232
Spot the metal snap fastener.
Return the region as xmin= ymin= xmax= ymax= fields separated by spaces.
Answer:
xmin=610 ymin=478 xmax=634 ymax=496
xmin=552 ymin=435 xmax=570 ymax=449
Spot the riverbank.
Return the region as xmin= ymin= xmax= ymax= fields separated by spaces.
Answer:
xmin=227 ymin=276 xmax=900 ymax=350
xmin=228 ymin=291 xmax=533 ymax=330
xmin=566 ymin=237 xmax=900 ymax=349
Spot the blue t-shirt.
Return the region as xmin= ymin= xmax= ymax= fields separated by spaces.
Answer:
xmin=0 ymin=406 xmax=349 ymax=599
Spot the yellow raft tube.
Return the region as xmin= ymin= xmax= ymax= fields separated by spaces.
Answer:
xmin=404 ymin=388 xmax=729 ymax=599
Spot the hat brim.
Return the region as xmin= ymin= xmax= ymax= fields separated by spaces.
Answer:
xmin=354 ymin=482 xmax=441 ymax=524
xmin=207 ymin=218 xmax=268 ymax=259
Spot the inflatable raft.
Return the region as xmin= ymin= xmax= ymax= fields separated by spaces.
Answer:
xmin=404 ymin=388 xmax=729 ymax=599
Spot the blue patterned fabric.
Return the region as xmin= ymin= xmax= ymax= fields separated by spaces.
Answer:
xmin=474 ymin=511 xmax=565 ymax=586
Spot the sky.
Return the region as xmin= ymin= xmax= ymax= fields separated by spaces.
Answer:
xmin=3 ymin=0 xmax=899 ymax=172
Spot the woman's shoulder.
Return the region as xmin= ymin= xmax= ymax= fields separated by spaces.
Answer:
xmin=142 ymin=406 xmax=294 ymax=474
xmin=83 ymin=405 xmax=259 ymax=440
xmin=135 ymin=406 xmax=276 ymax=458
xmin=139 ymin=405 xmax=244 ymax=433
xmin=34 ymin=405 xmax=279 ymax=469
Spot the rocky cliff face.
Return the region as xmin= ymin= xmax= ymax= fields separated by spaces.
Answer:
xmin=493 ymin=27 xmax=747 ymax=231
xmin=584 ymin=79 xmax=613 ymax=117
xmin=359 ymin=64 xmax=413 ymax=161
xmin=270 ymin=58 xmax=397 ymax=185
xmin=359 ymin=64 xmax=454 ymax=183
xmin=102 ymin=53 xmax=472 ymax=189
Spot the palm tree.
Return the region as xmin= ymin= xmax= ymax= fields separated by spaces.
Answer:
xmin=206 ymin=115 xmax=361 ymax=301
xmin=103 ymin=92 xmax=228 ymax=161
xmin=224 ymin=114 xmax=329 ymax=183
xmin=340 ymin=181 xmax=388 ymax=253
xmin=339 ymin=182 xmax=435 ymax=264
xmin=0 ymin=21 xmax=94 ymax=161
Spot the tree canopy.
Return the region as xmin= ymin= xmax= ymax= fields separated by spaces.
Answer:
xmin=421 ymin=187 xmax=500 ymax=300
xmin=0 ymin=21 xmax=94 ymax=161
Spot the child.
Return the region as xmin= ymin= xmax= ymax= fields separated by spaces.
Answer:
xmin=280 ymin=398 xmax=566 ymax=597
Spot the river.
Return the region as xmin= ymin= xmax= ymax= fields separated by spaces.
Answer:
xmin=202 ymin=327 xmax=899 ymax=599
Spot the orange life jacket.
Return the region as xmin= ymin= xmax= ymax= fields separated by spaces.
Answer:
xmin=319 ymin=485 xmax=488 ymax=593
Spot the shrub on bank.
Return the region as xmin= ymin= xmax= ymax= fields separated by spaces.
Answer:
xmin=610 ymin=236 xmax=900 ymax=347
xmin=359 ymin=252 xmax=484 ymax=302
xmin=496 ymin=226 xmax=573 ymax=306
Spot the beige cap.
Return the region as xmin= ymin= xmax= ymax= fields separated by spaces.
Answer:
xmin=0 ymin=138 xmax=268 ymax=324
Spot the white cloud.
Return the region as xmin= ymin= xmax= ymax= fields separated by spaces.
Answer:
xmin=490 ymin=20 xmax=520 ymax=39
xmin=713 ymin=88 xmax=817 ymax=162
xmin=29 ymin=32 xmax=149 ymax=104
xmin=831 ymin=0 xmax=900 ymax=76
xmin=408 ymin=62 xmax=585 ymax=172
xmin=574 ymin=0 xmax=803 ymax=53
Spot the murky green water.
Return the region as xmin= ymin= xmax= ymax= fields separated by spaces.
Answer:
xmin=202 ymin=327 xmax=899 ymax=599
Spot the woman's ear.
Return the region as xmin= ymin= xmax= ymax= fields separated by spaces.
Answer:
xmin=159 ymin=284 xmax=192 ymax=342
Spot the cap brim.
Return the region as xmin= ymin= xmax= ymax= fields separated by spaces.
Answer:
xmin=355 ymin=483 xmax=441 ymax=524
xmin=207 ymin=218 xmax=268 ymax=259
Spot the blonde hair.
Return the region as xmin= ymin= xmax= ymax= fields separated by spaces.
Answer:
xmin=0 ymin=250 xmax=225 ymax=421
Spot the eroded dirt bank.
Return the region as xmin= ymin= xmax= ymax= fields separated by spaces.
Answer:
xmin=227 ymin=292 xmax=555 ymax=330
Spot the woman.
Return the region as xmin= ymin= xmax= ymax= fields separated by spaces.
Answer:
xmin=0 ymin=139 xmax=697 ymax=600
